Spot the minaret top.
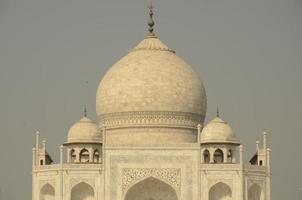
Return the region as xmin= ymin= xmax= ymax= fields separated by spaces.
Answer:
xmin=147 ymin=2 xmax=155 ymax=36
xmin=84 ymin=105 xmax=87 ymax=117
xmin=216 ymin=105 xmax=220 ymax=117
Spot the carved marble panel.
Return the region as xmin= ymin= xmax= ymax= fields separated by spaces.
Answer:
xmin=122 ymin=168 xmax=181 ymax=194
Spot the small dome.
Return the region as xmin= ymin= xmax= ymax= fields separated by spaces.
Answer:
xmin=200 ymin=117 xmax=240 ymax=144
xmin=66 ymin=117 xmax=101 ymax=144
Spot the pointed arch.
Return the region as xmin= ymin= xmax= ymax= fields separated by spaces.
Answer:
xmin=70 ymin=149 xmax=76 ymax=163
xmin=40 ymin=183 xmax=55 ymax=200
xmin=209 ymin=182 xmax=232 ymax=200
xmin=214 ymin=149 xmax=224 ymax=163
xmin=203 ymin=149 xmax=210 ymax=163
xmin=71 ymin=182 xmax=94 ymax=200
xmin=124 ymin=177 xmax=178 ymax=200
xmin=79 ymin=148 xmax=89 ymax=163
xmin=227 ymin=149 xmax=233 ymax=163
xmin=93 ymin=149 xmax=100 ymax=163
xmin=248 ymin=183 xmax=262 ymax=200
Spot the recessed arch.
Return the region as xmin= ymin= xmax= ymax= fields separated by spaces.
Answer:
xmin=124 ymin=177 xmax=178 ymax=200
xmin=71 ymin=182 xmax=94 ymax=200
xmin=214 ymin=149 xmax=224 ymax=163
xmin=203 ymin=149 xmax=210 ymax=163
xmin=209 ymin=182 xmax=232 ymax=200
xmin=93 ymin=149 xmax=100 ymax=163
xmin=227 ymin=149 xmax=233 ymax=163
xmin=70 ymin=149 xmax=76 ymax=163
xmin=248 ymin=183 xmax=262 ymax=200
xmin=40 ymin=183 xmax=55 ymax=200
xmin=79 ymin=148 xmax=89 ymax=163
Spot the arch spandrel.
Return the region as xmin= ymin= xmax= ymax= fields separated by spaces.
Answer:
xmin=121 ymin=168 xmax=181 ymax=196
xmin=208 ymin=180 xmax=233 ymax=190
xmin=69 ymin=179 xmax=95 ymax=190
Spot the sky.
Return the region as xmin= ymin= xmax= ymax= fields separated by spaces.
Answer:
xmin=0 ymin=0 xmax=301 ymax=199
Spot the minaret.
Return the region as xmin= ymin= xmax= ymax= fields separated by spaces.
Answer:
xmin=197 ymin=124 xmax=202 ymax=142
xmin=59 ymin=145 xmax=64 ymax=200
xmin=35 ymin=130 xmax=40 ymax=166
xmin=256 ymin=140 xmax=260 ymax=152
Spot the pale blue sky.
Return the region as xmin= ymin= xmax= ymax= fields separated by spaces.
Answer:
xmin=0 ymin=0 xmax=301 ymax=199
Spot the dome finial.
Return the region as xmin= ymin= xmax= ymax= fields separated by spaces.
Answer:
xmin=147 ymin=1 xmax=155 ymax=36
xmin=216 ymin=105 xmax=220 ymax=117
xmin=84 ymin=105 xmax=87 ymax=117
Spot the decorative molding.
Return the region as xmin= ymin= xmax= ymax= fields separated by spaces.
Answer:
xmin=122 ymin=168 xmax=181 ymax=195
xmin=35 ymin=163 xmax=102 ymax=171
xmin=106 ymin=143 xmax=200 ymax=149
xmin=201 ymin=164 xmax=241 ymax=170
xmin=99 ymin=111 xmax=204 ymax=129
xmin=208 ymin=179 xmax=233 ymax=189
xmin=247 ymin=178 xmax=264 ymax=189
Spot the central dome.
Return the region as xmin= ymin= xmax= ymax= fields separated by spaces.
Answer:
xmin=96 ymin=35 xmax=206 ymax=144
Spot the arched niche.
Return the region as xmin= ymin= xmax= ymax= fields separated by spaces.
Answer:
xmin=79 ymin=149 xmax=89 ymax=163
xmin=203 ymin=149 xmax=210 ymax=163
xmin=227 ymin=149 xmax=233 ymax=163
xmin=124 ymin=177 xmax=178 ymax=200
xmin=40 ymin=183 xmax=55 ymax=200
xmin=71 ymin=182 xmax=94 ymax=200
xmin=248 ymin=183 xmax=262 ymax=200
xmin=209 ymin=182 xmax=232 ymax=200
xmin=93 ymin=149 xmax=100 ymax=163
xmin=214 ymin=149 xmax=224 ymax=163
xmin=70 ymin=149 xmax=76 ymax=163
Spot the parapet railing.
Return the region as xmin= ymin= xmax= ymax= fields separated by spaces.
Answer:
xmin=200 ymin=163 xmax=241 ymax=170
xmin=244 ymin=165 xmax=267 ymax=173
xmin=34 ymin=163 xmax=102 ymax=172
xmin=200 ymin=163 xmax=266 ymax=172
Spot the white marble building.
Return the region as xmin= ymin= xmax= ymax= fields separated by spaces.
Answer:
xmin=32 ymin=6 xmax=271 ymax=200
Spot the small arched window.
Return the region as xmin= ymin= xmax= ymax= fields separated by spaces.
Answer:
xmin=79 ymin=149 xmax=89 ymax=163
xmin=214 ymin=149 xmax=224 ymax=163
xmin=203 ymin=149 xmax=210 ymax=163
xmin=93 ymin=150 xmax=100 ymax=163
xmin=227 ymin=149 xmax=233 ymax=163
xmin=259 ymin=160 xmax=263 ymax=166
xmin=70 ymin=149 xmax=76 ymax=163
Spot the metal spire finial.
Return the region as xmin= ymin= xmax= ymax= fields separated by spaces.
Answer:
xmin=216 ymin=105 xmax=220 ymax=117
xmin=84 ymin=105 xmax=87 ymax=117
xmin=148 ymin=1 xmax=155 ymax=36
xmin=83 ymin=80 xmax=88 ymax=117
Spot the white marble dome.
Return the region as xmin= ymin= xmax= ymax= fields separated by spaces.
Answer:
xmin=96 ymin=35 xmax=207 ymax=144
xmin=200 ymin=117 xmax=240 ymax=144
xmin=96 ymin=35 xmax=206 ymax=144
xmin=66 ymin=117 xmax=101 ymax=144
